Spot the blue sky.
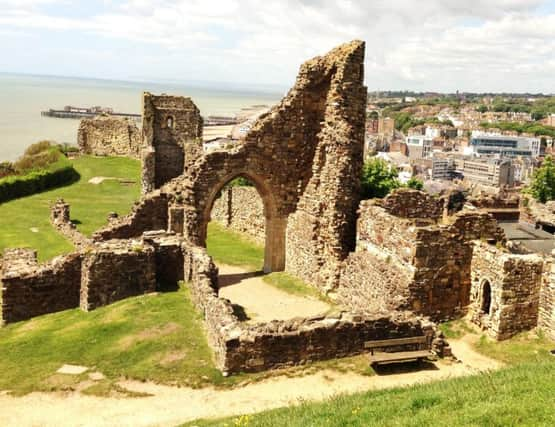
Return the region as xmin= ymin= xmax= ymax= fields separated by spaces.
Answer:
xmin=1 ymin=0 xmax=555 ymax=92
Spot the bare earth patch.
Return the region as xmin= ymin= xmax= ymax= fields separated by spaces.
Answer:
xmin=218 ymin=264 xmax=331 ymax=322
xmin=0 ymin=338 xmax=501 ymax=427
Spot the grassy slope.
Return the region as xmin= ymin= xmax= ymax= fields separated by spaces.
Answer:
xmin=0 ymin=285 xmax=224 ymax=395
xmin=0 ymin=156 xmax=141 ymax=261
xmin=187 ymin=361 xmax=555 ymax=427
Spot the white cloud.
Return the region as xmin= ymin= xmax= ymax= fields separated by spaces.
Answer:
xmin=1 ymin=0 xmax=554 ymax=92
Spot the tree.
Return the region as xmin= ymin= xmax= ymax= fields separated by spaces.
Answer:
xmin=528 ymin=156 xmax=555 ymax=203
xmin=361 ymin=158 xmax=401 ymax=199
xmin=406 ymin=177 xmax=424 ymax=190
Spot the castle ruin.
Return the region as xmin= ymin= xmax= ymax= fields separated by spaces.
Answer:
xmin=1 ymin=41 xmax=554 ymax=375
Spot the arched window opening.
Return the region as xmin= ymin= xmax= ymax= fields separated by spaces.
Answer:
xmin=167 ymin=116 xmax=174 ymax=129
xmin=481 ymin=280 xmax=492 ymax=315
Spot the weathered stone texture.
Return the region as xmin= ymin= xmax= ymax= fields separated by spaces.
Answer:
xmin=92 ymin=191 xmax=169 ymax=241
xmin=377 ymin=188 xmax=443 ymax=220
xmin=183 ymin=240 xmax=435 ymax=373
xmin=142 ymin=93 xmax=203 ymax=192
xmin=470 ymin=242 xmax=544 ymax=340
xmin=335 ymin=191 xmax=507 ymax=321
xmin=50 ymin=199 xmax=91 ymax=249
xmin=1 ymin=250 xmax=82 ymax=324
xmin=539 ymin=254 xmax=555 ymax=340
xmin=80 ymin=240 xmax=156 ymax=311
xmin=1 ymin=234 xmax=185 ymax=324
xmin=78 ymin=116 xmax=141 ymax=158
xmin=211 ymin=186 xmax=265 ymax=244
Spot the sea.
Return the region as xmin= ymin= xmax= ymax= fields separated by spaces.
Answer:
xmin=0 ymin=73 xmax=283 ymax=161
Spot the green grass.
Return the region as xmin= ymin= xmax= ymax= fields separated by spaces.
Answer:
xmin=475 ymin=330 xmax=554 ymax=365
xmin=0 ymin=156 xmax=141 ymax=261
xmin=0 ymin=284 xmax=225 ymax=395
xmin=185 ymin=361 xmax=555 ymax=427
xmin=206 ymin=222 xmax=265 ymax=270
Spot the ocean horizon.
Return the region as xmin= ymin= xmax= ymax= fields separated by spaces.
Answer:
xmin=0 ymin=73 xmax=283 ymax=162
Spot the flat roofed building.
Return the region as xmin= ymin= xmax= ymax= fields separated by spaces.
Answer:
xmin=469 ymin=132 xmax=540 ymax=158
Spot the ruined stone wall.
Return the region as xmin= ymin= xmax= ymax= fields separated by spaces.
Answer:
xmin=335 ymin=191 xmax=506 ymax=321
xmin=92 ymin=191 xmax=169 ymax=241
xmin=539 ymin=254 xmax=555 ymax=340
xmin=50 ymin=199 xmax=91 ymax=249
xmin=78 ymin=116 xmax=141 ymax=158
xmin=182 ymin=240 xmax=435 ymax=374
xmin=1 ymin=250 xmax=82 ymax=324
xmin=158 ymin=41 xmax=366 ymax=281
xmin=470 ymin=242 xmax=544 ymax=340
xmin=80 ymin=240 xmax=157 ymax=311
xmin=1 ymin=234 xmax=183 ymax=324
xmin=211 ymin=186 xmax=265 ymax=244
xmin=377 ymin=188 xmax=444 ymax=220
xmin=142 ymin=93 xmax=203 ymax=192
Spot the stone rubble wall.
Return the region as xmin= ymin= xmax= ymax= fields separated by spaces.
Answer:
xmin=92 ymin=191 xmax=169 ymax=241
xmin=1 ymin=234 xmax=183 ymax=324
xmin=211 ymin=186 xmax=265 ymax=244
xmin=142 ymin=93 xmax=203 ymax=192
xmin=80 ymin=240 xmax=157 ymax=311
xmin=50 ymin=199 xmax=91 ymax=249
xmin=470 ymin=242 xmax=545 ymax=340
xmin=1 ymin=250 xmax=82 ymax=324
xmin=335 ymin=191 xmax=507 ymax=322
xmin=539 ymin=255 xmax=555 ymax=340
xmin=376 ymin=188 xmax=444 ymax=220
xmin=78 ymin=116 xmax=141 ymax=158
xmin=182 ymin=240 xmax=436 ymax=374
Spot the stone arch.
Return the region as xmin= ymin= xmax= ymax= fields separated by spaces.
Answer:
xmin=481 ymin=279 xmax=492 ymax=315
xmin=201 ymin=169 xmax=286 ymax=274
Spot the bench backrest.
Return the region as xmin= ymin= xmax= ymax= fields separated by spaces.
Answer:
xmin=364 ymin=336 xmax=427 ymax=349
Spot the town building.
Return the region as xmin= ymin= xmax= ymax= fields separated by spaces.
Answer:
xmin=468 ymin=131 xmax=540 ymax=158
xmin=431 ymin=154 xmax=515 ymax=188
xmin=406 ymin=134 xmax=433 ymax=159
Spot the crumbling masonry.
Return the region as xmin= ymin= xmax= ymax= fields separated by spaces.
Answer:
xmin=1 ymin=41 xmax=554 ymax=376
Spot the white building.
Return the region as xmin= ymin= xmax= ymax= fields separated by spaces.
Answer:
xmin=406 ymin=135 xmax=433 ymax=159
xmin=468 ymin=131 xmax=541 ymax=158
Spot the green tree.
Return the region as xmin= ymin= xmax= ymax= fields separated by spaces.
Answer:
xmin=528 ymin=156 xmax=555 ymax=203
xmin=405 ymin=177 xmax=424 ymax=190
xmin=361 ymin=158 xmax=401 ymax=199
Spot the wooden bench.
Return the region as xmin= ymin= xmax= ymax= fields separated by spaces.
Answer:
xmin=364 ymin=336 xmax=432 ymax=365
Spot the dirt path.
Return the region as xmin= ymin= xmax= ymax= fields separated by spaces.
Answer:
xmin=217 ymin=264 xmax=331 ymax=322
xmin=0 ymin=338 xmax=502 ymax=427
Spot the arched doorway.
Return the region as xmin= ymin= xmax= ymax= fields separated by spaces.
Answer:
xmin=202 ymin=171 xmax=286 ymax=273
xmin=481 ymin=280 xmax=492 ymax=315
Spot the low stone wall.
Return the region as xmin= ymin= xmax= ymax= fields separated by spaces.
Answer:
xmin=182 ymin=241 xmax=436 ymax=374
xmin=211 ymin=186 xmax=265 ymax=244
xmin=1 ymin=234 xmax=183 ymax=324
xmin=1 ymin=250 xmax=82 ymax=324
xmin=78 ymin=116 xmax=141 ymax=158
xmin=50 ymin=199 xmax=91 ymax=249
xmin=93 ymin=191 xmax=169 ymax=241
xmin=470 ymin=242 xmax=545 ymax=340
xmin=80 ymin=240 xmax=157 ymax=311
xmin=539 ymin=254 xmax=554 ymax=340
